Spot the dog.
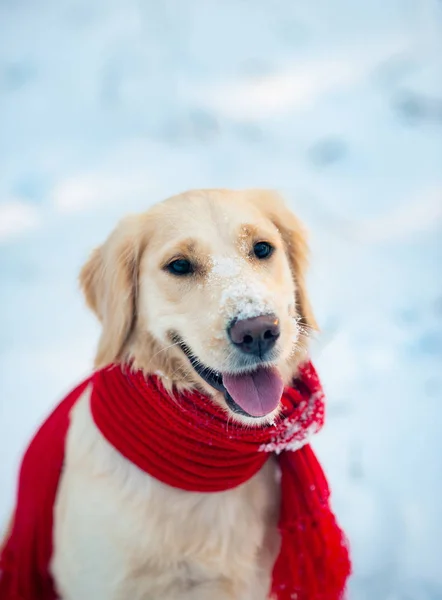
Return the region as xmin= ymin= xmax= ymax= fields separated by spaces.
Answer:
xmin=3 ymin=189 xmax=319 ymax=599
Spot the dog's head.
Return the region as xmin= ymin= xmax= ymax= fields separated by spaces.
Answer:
xmin=80 ymin=189 xmax=317 ymax=424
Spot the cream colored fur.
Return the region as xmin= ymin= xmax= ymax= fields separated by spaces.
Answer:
xmin=52 ymin=387 xmax=280 ymax=600
xmin=5 ymin=189 xmax=317 ymax=599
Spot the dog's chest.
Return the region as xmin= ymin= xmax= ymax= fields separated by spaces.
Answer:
xmin=51 ymin=389 xmax=280 ymax=600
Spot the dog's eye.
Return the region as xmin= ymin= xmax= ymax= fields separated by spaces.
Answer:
xmin=167 ymin=259 xmax=193 ymax=276
xmin=253 ymin=242 xmax=273 ymax=259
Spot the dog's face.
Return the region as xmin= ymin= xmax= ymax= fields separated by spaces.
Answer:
xmin=80 ymin=190 xmax=316 ymax=424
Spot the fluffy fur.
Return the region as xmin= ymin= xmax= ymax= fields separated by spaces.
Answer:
xmin=7 ymin=189 xmax=318 ymax=599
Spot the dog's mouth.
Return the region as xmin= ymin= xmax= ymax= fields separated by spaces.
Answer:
xmin=172 ymin=336 xmax=284 ymax=418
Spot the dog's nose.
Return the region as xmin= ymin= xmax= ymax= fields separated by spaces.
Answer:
xmin=228 ymin=315 xmax=280 ymax=357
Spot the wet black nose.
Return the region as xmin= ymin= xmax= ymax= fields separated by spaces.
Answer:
xmin=228 ymin=315 xmax=280 ymax=357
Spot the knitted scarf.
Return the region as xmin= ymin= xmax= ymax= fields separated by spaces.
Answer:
xmin=0 ymin=361 xmax=351 ymax=600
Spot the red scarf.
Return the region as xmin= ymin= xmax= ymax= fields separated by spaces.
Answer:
xmin=0 ymin=361 xmax=351 ymax=600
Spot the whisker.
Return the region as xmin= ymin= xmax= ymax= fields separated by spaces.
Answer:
xmin=145 ymin=340 xmax=182 ymax=369
xmin=184 ymin=348 xmax=221 ymax=380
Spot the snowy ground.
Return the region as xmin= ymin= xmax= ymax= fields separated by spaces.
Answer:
xmin=1 ymin=1 xmax=442 ymax=598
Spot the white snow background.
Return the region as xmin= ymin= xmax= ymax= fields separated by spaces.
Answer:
xmin=1 ymin=1 xmax=442 ymax=598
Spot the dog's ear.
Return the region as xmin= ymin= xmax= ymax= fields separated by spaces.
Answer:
xmin=249 ymin=190 xmax=318 ymax=332
xmin=79 ymin=215 xmax=147 ymax=368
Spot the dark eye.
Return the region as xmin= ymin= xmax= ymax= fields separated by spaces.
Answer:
xmin=167 ymin=259 xmax=193 ymax=276
xmin=253 ymin=241 xmax=273 ymax=259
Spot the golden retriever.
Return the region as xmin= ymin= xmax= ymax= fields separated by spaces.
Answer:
xmin=7 ymin=189 xmax=318 ymax=599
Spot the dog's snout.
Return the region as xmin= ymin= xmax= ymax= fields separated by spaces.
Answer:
xmin=228 ymin=315 xmax=280 ymax=357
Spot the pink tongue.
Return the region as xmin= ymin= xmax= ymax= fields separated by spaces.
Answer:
xmin=222 ymin=367 xmax=284 ymax=417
